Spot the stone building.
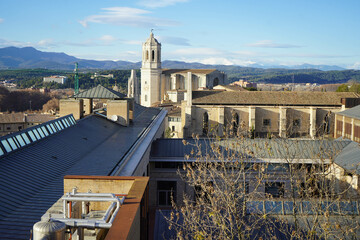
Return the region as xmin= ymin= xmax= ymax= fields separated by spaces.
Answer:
xmin=140 ymin=32 xmax=227 ymax=107
xmin=334 ymin=104 xmax=360 ymax=142
xmin=180 ymin=90 xmax=360 ymax=139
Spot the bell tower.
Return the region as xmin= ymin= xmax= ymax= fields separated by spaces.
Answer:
xmin=140 ymin=31 xmax=162 ymax=107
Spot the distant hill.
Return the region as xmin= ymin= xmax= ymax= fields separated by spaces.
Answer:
xmin=1 ymin=46 xmax=360 ymax=85
xmin=0 ymin=46 xmax=347 ymax=71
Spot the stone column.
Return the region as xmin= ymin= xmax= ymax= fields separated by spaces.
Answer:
xmin=83 ymin=98 xmax=93 ymax=115
xmin=309 ymin=107 xmax=317 ymax=139
xmin=249 ymin=106 xmax=256 ymax=131
xmin=218 ymin=107 xmax=225 ymax=136
xmin=351 ymin=118 xmax=355 ymax=141
xmin=279 ymin=107 xmax=287 ymax=138
xmin=186 ymin=72 xmax=192 ymax=107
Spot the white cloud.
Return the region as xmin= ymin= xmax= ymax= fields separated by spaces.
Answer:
xmin=138 ymin=0 xmax=188 ymax=8
xmin=158 ymin=36 xmax=190 ymax=46
xmin=100 ymin=35 xmax=116 ymax=42
xmin=198 ymin=57 xmax=234 ymax=65
xmin=247 ymin=40 xmax=302 ymax=48
xmin=79 ymin=7 xmax=179 ymax=28
xmin=0 ymin=18 xmax=3 ymax=23
xmin=171 ymin=47 xmax=224 ymax=56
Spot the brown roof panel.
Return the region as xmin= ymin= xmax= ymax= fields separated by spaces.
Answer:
xmin=192 ymin=91 xmax=360 ymax=106
xmin=162 ymin=69 xmax=217 ymax=75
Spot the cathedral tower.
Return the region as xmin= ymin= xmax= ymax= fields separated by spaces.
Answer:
xmin=140 ymin=32 xmax=162 ymax=107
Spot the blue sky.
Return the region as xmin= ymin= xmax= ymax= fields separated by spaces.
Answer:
xmin=0 ymin=0 xmax=359 ymax=68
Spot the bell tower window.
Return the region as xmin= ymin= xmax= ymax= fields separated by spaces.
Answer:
xmin=152 ymin=50 xmax=155 ymax=61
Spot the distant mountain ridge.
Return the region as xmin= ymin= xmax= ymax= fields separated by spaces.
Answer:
xmin=0 ymin=46 xmax=347 ymax=71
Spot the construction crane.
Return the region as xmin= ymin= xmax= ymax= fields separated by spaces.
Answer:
xmin=74 ymin=62 xmax=79 ymax=94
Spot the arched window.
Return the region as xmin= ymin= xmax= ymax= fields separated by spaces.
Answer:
xmin=232 ymin=112 xmax=239 ymax=136
xmin=203 ymin=112 xmax=209 ymax=135
xmin=152 ymin=50 xmax=155 ymax=61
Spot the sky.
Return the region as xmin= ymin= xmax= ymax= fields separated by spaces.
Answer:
xmin=0 ymin=0 xmax=359 ymax=69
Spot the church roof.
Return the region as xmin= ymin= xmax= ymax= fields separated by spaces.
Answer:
xmin=191 ymin=91 xmax=360 ymax=106
xmin=145 ymin=32 xmax=161 ymax=45
xmin=162 ymin=69 xmax=217 ymax=75
xmin=72 ymin=84 xmax=125 ymax=99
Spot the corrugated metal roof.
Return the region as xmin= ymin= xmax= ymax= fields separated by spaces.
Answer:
xmin=336 ymin=105 xmax=360 ymax=119
xmin=0 ymin=107 xmax=161 ymax=239
xmin=72 ymin=84 xmax=125 ymax=99
xmin=334 ymin=141 xmax=360 ymax=175
xmin=151 ymin=138 xmax=351 ymax=162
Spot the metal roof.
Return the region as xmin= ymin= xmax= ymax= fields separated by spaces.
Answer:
xmin=72 ymin=84 xmax=125 ymax=99
xmin=0 ymin=107 xmax=161 ymax=239
xmin=336 ymin=105 xmax=360 ymax=119
xmin=334 ymin=141 xmax=360 ymax=175
xmin=150 ymin=138 xmax=352 ymax=162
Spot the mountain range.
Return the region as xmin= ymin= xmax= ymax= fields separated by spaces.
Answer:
xmin=0 ymin=46 xmax=346 ymax=71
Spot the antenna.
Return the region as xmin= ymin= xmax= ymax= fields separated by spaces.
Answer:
xmin=74 ymin=62 xmax=79 ymax=94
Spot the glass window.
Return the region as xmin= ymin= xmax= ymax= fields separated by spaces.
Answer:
xmin=12 ymin=137 xmax=21 ymax=148
xmin=7 ymin=138 xmax=18 ymax=150
xmin=265 ymin=182 xmax=284 ymax=198
xmin=64 ymin=118 xmax=71 ymax=126
xmin=50 ymin=123 xmax=57 ymax=132
xmin=62 ymin=119 xmax=69 ymax=127
xmin=29 ymin=130 xmax=38 ymax=141
xmin=157 ymin=181 xmax=176 ymax=206
xmin=55 ymin=122 xmax=63 ymax=130
xmin=15 ymin=135 xmax=26 ymax=147
xmin=58 ymin=121 xmax=65 ymax=129
xmin=37 ymin=128 xmax=45 ymax=138
xmin=69 ymin=116 xmax=76 ymax=124
xmin=33 ymin=129 xmax=42 ymax=139
xmin=1 ymin=140 xmax=12 ymax=152
xmin=0 ymin=147 xmax=4 ymax=156
xmin=21 ymin=133 xmax=31 ymax=144
xmin=263 ymin=119 xmax=271 ymax=127
xmin=46 ymin=125 xmax=53 ymax=134
xmin=41 ymin=126 xmax=49 ymax=136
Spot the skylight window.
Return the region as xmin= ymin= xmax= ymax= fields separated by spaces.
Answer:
xmin=15 ymin=135 xmax=26 ymax=147
xmin=1 ymin=140 xmax=12 ymax=153
xmin=28 ymin=131 xmax=37 ymax=142
xmin=7 ymin=138 xmax=18 ymax=150
xmin=37 ymin=128 xmax=45 ymax=138
xmin=32 ymin=129 xmax=41 ymax=139
xmin=41 ymin=126 xmax=49 ymax=136
xmin=46 ymin=125 xmax=54 ymax=134
xmin=21 ymin=133 xmax=31 ymax=144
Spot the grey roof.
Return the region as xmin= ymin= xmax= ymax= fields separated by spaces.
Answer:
xmin=72 ymin=84 xmax=125 ymax=99
xmin=0 ymin=107 xmax=161 ymax=239
xmin=151 ymin=138 xmax=351 ymax=162
xmin=334 ymin=141 xmax=360 ymax=175
xmin=336 ymin=105 xmax=360 ymax=119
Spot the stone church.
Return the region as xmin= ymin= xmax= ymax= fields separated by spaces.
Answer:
xmin=133 ymin=32 xmax=228 ymax=107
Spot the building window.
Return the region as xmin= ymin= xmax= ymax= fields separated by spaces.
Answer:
xmin=323 ymin=113 xmax=331 ymax=134
xmin=157 ymin=181 xmax=176 ymax=206
xmin=145 ymin=95 xmax=148 ymax=102
xmin=265 ymin=182 xmax=284 ymax=198
xmin=203 ymin=112 xmax=209 ymax=135
xmin=172 ymin=126 xmax=175 ymax=131
xmin=152 ymin=50 xmax=155 ymax=61
xmin=293 ymin=119 xmax=301 ymax=127
xmin=263 ymin=119 xmax=271 ymax=127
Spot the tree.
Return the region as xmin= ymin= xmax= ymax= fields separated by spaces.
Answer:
xmin=166 ymin=136 xmax=360 ymax=239
xmin=42 ymin=98 xmax=59 ymax=113
xmin=336 ymin=84 xmax=349 ymax=92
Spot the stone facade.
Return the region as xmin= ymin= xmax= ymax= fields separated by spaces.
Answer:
xmin=140 ymin=32 xmax=227 ymax=107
